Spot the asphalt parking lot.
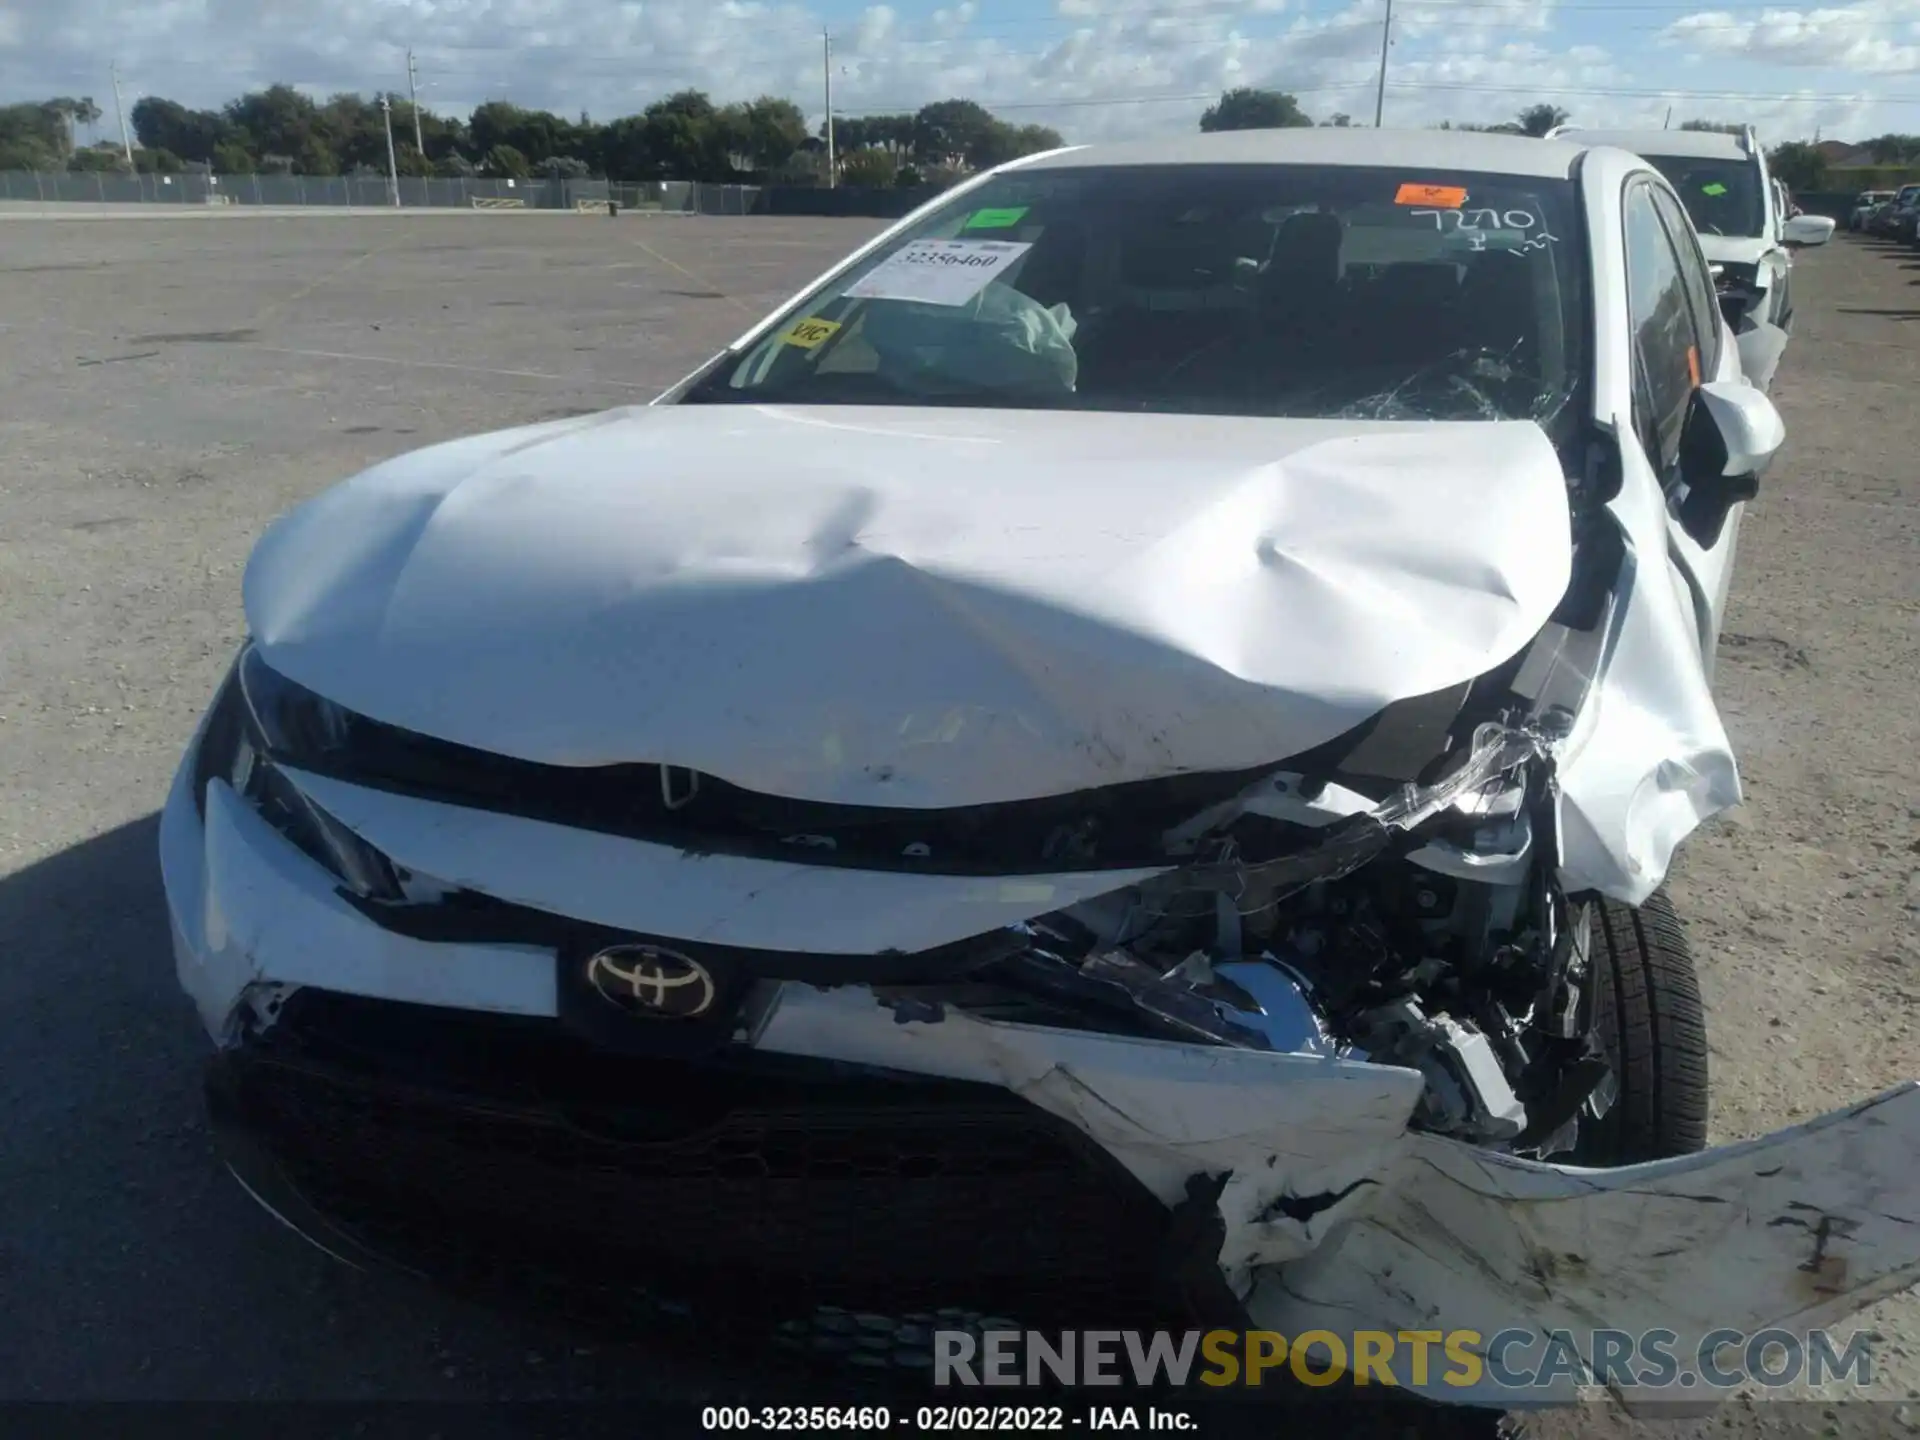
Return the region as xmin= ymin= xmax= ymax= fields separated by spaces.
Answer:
xmin=1 ymin=212 xmax=1916 ymax=1434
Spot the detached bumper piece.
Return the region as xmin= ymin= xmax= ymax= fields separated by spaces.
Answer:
xmin=205 ymin=990 xmax=1192 ymax=1333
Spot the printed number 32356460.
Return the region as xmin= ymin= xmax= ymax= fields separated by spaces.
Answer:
xmin=900 ymin=243 xmax=1020 ymax=268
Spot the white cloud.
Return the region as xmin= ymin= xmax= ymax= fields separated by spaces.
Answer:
xmin=930 ymin=2 xmax=978 ymax=36
xmin=855 ymin=5 xmax=899 ymax=49
xmin=1663 ymin=4 xmax=1920 ymax=75
xmin=0 ymin=0 xmax=1908 ymax=145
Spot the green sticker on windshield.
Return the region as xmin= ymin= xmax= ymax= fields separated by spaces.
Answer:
xmin=964 ymin=206 xmax=1029 ymax=230
xmin=1701 ymin=183 xmax=1728 ymax=196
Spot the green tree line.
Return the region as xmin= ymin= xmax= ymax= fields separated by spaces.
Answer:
xmin=0 ymin=97 xmax=105 ymax=169
xmin=2 ymin=85 xmax=1063 ymax=186
xmin=11 ymin=80 xmax=1862 ymax=193
xmin=1202 ymin=88 xmax=1837 ymax=192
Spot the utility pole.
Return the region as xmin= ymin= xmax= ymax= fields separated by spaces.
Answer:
xmin=1663 ymin=106 xmax=1673 ymax=129
xmin=407 ymin=49 xmax=425 ymax=155
xmin=1373 ymin=0 xmax=1393 ymax=127
xmin=824 ymin=29 xmax=836 ymax=188
xmin=379 ymin=95 xmax=401 ymax=206
xmin=110 ymin=61 xmax=134 ymax=169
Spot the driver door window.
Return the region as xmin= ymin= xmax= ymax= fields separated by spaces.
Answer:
xmin=1623 ymin=181 xmax=1700 ymax=478
xmin=1650 ymin=187 xmax=1721 ymax=378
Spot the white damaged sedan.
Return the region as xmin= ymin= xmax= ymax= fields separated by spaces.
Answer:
xmin=161 ymin=129 xmax=1920 ymax=1404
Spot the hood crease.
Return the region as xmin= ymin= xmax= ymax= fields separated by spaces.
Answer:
xmin=245 ymin=404 xmax=1575 ymax=807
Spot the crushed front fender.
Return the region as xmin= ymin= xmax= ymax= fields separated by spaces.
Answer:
xmin=752 ymin=984 xmax=1920 ymax=1407
xmin=1248 ymin=1083 xmax=1920 ymax=1406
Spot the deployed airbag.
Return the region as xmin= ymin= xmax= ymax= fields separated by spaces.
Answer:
xmin=859 ymin=280 xmax=1080 ymax=396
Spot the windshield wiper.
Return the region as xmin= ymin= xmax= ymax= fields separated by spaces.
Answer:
xmin=683 ymin=369 xmax=1070 ymax=410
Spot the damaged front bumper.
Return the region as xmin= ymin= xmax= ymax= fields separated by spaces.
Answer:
xmin=161 ymin=734 xmax=1920 ymax=1406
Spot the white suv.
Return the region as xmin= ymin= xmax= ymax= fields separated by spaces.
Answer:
xmin=1548 ymin=124 xmax=1833 ymax=388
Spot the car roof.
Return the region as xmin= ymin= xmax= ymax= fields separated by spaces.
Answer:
xmin=1551 ymin=127 xmax=1750 ymax=161
xmin=1014 ymin=126 xmax=1584 ymax=180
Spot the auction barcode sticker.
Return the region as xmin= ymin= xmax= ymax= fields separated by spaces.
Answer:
xmin=843 ymin=238 xmax=1033 ymax=307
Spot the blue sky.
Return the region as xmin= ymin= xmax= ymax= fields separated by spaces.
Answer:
xmin=4 ymin=0 xmax=1917 ymax=147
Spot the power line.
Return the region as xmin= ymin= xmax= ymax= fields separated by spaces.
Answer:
xmin=367 ymin=35 xmax=1918 ymax=103
xmin=92 ymin=5 xmax=1920 ymax=125
xmin=842 ymin=75 xmax=1920 ymax=114
xmin=333 ymin=17 xmax=1917 ymax=89
xmin=834 ymin=82 xmax=1377 ymax=116
xmin=1386 ymin=76 xmax=1908 ymax=100
xmin=840 ymin=14 xmax=1920 ymax=49
xmin=407 ymin=48 xmax=425 ymax=152
xmin=396 ymin=0 xmax=1920 ymax=52
xmin=94 ymin=54 xmax=1919 ymax=111
xmin=109 ymin=60 xmax=135 ymax=169
xmin=770 ymin=0 xmax=1915 ymax=25
xmin=95 ymin=64 xmax=1920 ymax=111
xmin=377 ymin=93 xmax=401 ymax=205
xmin=303 ymin=9 xmax=1920 ymax=87
xmin=97 ymin=0 xmax=1912 ymax=86
xmin=1374 ymin=0 xmax=1394 ymax=125
xmin=823 ymin=29 xmax=835 ymax=188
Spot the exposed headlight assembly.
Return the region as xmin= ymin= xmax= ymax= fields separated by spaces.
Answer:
xmin=192 ymin=642 xmax=403 ymax=900
xmin=1713 ymin=260 xmax=1763 ymax=295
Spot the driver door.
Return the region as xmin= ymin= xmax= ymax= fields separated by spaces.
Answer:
xmin=1762 ymin=165 xmax=1795 ymax=329
xmin=1622 ymin=177 xmax=1745 ymax=674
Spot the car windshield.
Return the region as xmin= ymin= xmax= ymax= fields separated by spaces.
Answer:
xmin=682 ymin=163 xmax=1588 ymax=446
xmin=1640 ymin=154 xmax=1765 ymax=237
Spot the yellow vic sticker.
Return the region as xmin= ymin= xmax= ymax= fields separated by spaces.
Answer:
xmin=781 ymin=317 xmax=842 ymax=349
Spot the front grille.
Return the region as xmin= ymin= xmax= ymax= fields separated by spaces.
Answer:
xmin=209 ymin=992 xmax=1180 ymax=1330
xmin=231 ymin=650 xmax=1458 ymax=877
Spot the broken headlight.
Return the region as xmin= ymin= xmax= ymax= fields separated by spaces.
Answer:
xmin=1713 ymin=260 xmax=1762 ymax=295
xmin=1713 ymin=261 xmax=1765 ymax=325
xmin=233 ymin=640 xmax=357 ymax=762
xmin=192 ymin=642 xmax=403 ymax=901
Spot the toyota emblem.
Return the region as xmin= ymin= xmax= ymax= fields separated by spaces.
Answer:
xmin=585 ymin=944 xmax=718 ymax=1019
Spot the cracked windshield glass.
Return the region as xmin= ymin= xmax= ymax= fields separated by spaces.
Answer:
xmin=689 ymin=163 xmax=1587 ymax=441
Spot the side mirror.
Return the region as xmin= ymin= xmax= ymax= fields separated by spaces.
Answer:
xmin=1675 ymin=380 xmax=1784 ymax=547
xmin=1782 ymin=213 xmax=1834 ymax=247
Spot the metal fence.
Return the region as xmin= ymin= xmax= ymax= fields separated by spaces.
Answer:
xmin=0 ymin=171 xmax=750 ymax=211
xmin=0 ymin=171 xmax=621 ymax=209
xmin=0 ymin=171 xmax=942 ymax=218
xmin=1793 ymin=190 xmax=1862 ymax=222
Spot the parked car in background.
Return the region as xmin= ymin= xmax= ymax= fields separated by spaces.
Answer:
xmin=1869 ymin=184 xmax=1920 ymax=236
xmin=1546 ymin=124 xmax=1831 ymax=390
xmin=1850 ymin=189 xmax=1895 ymax=230
xmin=1892 ymin=189 xmax=1920 ymax=243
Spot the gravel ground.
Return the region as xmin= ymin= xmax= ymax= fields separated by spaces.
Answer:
xmin=0 ymin=213 xmax=1914 ymax=1435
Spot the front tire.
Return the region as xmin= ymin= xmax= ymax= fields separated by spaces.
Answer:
xmin=1575 ymin=892 xmax=1711 ymax=1164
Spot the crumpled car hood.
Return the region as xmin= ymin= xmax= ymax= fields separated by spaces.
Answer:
xmin=245 ymin=404 xmax=1573 ymax=808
